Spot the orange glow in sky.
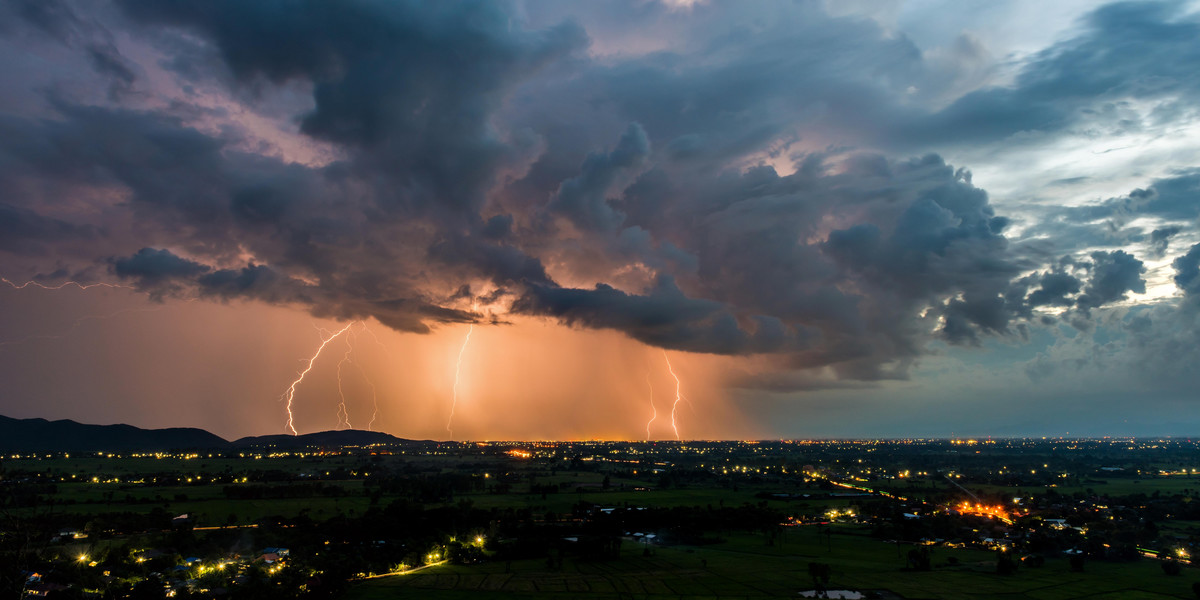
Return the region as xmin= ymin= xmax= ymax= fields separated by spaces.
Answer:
xmin=0 ymin=294 xmax=751 ymax=441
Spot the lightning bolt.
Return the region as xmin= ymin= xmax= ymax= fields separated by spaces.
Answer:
xmin=358 ymin=324 xmax=391 ymax=431
xmin=334 ymin=330 xmax=354 ymax=430
xmin=446 ymin=323 xmax=474 ymax=440
xmin=0 ymin=275 xmax=151 ymax=349
xmin=2 ymin=277 xmax=132 ymax=291
xmin=663 ymin=351 xmax=683 ymax=441
xmin=281 ymin=322 xmax=355 ymax=435
xmin=644 ymin=373 xmax=657 ymax=441
xmin=352 ymin=357 xmax=380 ymax=432
xmin=316 ymin=321 xmax=384 ymax=431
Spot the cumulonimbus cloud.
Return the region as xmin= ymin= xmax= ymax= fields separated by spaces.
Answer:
xmin=2 ymin=0 xmax=1199 ymax=394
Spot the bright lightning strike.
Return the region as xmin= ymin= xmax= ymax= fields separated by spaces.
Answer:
xmin=358 ymin=324 xmax=391 ymax=431
xmin=281 ymin=322 xmax=355 ymax=435
xmin=352 ymin=357 xmax=380 ymax=432
xmin=1 ymin=277 xmax=130 ymax=291
xmin=644 ymin=373 xmax=657 ymax=442
xmin=446 ymin=323 xmax=474 ymax=440
xmin=0 ymin=276 xmax=151 ymax=350
xmin=663 ymin=351 xmax=683 ymax=441
xmin=318 ymin=321 xmax=384 ymax=431
xmin=334 ymin=331 xmax=355 ymax=430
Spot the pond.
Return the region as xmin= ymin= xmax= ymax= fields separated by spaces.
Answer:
xmin=798 ymin=591 xmax=863 ymax=599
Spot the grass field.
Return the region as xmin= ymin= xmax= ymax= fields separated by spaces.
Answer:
xmin=345 ymin=526 xmax=1200 ymax=600
xmin=17 ymin=455 xmax=842 ymax=527
xmin=16 ymin=453 xmax=1200 ymax=599
xmin=867 ymin=475 xmax=1200 ymax=503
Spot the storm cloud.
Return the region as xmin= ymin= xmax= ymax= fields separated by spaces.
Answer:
xmin=2 ymin=0 xmax=1199 ymax=405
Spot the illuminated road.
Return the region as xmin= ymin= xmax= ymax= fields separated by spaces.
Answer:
xmin=359 ymin=560 xmax=447 ymax=580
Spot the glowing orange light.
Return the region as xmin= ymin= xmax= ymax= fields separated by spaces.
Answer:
xmin=956 ymin=501 xmax=1012 ymax=524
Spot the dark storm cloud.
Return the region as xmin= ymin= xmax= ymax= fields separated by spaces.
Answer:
xmin=1012 ymin=251 xmax=1148 ymax=321
xmin=1173 ymin=243 xmax=1200 ymax=299
xmin=5 ymin=0 xmax=88 ymax=42
xmin=1150 ymin=225 xmax=1183 ymax=257
xmin=2 ymin=0 xmax=1196 ymax=395
xmin=894 ymin=1 xmax=1200 ymax=148
xmin=0 ymin=103 xmax=230 ymax=229
xmin=1076 ymin=250 xmax=1146 ymax=313
xmin=1024 ymin=245 xmax=1200 ymax=392
xmin=110 ymin=247 xmax=210 ymax=301
xmin=513 ymin=276 xmax=807 ymax=354
xmin=545 ymin=122 xmax=649 ymax=234
xmin=815 ymin=155 xmax=1024 ymax=347
xmin=115 ymin=0 xmax=587 ymax=219
xmin=1061 ymin=171 xmax=1200 ymax=225
xmin=492 ymin=2 xmax=930 ymax=198
xmin=112 ymin=247 xmax=208 ymax=283
xmin=1023 ymin=171 xmax=1200 ymax=267
xmin=0 ymin=203 xmax=95 ymax=254
xmin=107 ymin=246 xmax=478 ymax=334
xmin=0 ymin=98 xmax=532 ymax=330
xmin=5 ymin=0 xmax=139 ymax=100
xmin=1026 ymin=271 xmax=1083 ymax=308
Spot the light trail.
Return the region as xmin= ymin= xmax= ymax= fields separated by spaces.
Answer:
xmin=357 ymin=560 xmax=447 ymax=580
xmin=663 ymin=351 xmax=683 ymax=441
xmin=445 ymin=323 xmax=474 ymax=440
xmin=281 ymin=322 xmax=355 ymax=435
xmin=644 ymin=373 xmax=657 ymax=441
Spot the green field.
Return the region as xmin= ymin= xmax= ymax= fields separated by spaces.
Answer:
xmin=11 ymin=448 xmax=1200 ymax=599
xmin=13 ymin=453 xmax=842 ymax=527
xmin=346 ymin=526 xmax=1200 ymax=600
xmin=866 ymin=475 xmax=1200 ymax=504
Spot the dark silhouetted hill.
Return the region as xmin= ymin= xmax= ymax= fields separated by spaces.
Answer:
xmin=232 ymin=429 xmax=409 ymax=448
xmin=0 ymin=415 xmax=417 ymax=452
xmin=0 ymin=415 xmax=228 ymax=452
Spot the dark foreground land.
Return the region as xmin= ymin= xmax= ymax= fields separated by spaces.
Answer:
xmin=3 ymin=436 xmax=1200 ymax=598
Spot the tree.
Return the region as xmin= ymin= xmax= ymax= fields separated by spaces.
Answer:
xmin=907 ymin=548 xmax=932 ymax=571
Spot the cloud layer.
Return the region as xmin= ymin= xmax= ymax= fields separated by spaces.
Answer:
xmin=2 ymin=0 xmax=1200 ymax=435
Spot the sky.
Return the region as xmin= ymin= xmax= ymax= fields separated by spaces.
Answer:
xmin=2 ymin=0 xmax=1200 ymax=441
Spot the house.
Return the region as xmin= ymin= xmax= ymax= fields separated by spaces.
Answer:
xmin=23 ymin=581 xmax=69 ymax=597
